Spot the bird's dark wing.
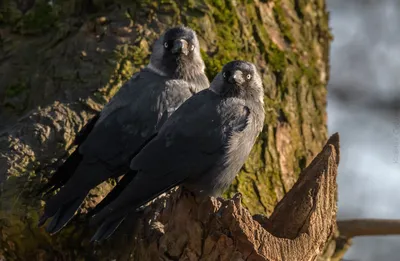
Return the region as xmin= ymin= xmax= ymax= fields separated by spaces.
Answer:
xmin=78 ymin=69 xmax=185 ymax=167
xmin=90 ymin=90 xmax=250 ymax=240
xmin=38 ymin=70 xmax=169 ymax=231
xmin=87 ymin=132 xmax=157 ymax=217
xmin=94 ymin=72 xmax=140 ymax=126
xmin=130 ymin=92 xmax=250 ymax=175
xmin=38 ymin=72 xmax=140 ymax=195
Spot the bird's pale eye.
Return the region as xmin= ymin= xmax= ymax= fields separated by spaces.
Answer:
xmin=164 ymin=42 xmax=168 ymax=48
xmin=190 ymin=45 xmax=195 ymax=51
xmin=246 ymin=74 xmax=252 ymax=80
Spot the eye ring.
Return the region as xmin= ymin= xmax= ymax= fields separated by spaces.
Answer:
xmin=223 ymin=72 xmax=227 ymax=78
xmin=246 ymin=74 xmax=252 ymax=80
xmin=190 ymin=45 xmax=195 ymax=51
xmin=164 ymin=42 xmax=168 ymax=48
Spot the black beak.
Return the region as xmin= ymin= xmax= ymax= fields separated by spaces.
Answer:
xmin=171 ymin=39 xmax=189 ymax=55
xmin=228 ymin=70 xmax=245 ymax=84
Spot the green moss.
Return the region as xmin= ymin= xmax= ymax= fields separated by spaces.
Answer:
xmin=15 ymin=0 xmax=59 ymax=34
xmin=92 ymin=91 xmax=108 ymax=105
xmin=273 ymin=1 xmax=295 ymax=44
xmin=158 ymin=0 xmax=179 ymax=15
xmin=5 ymin=82 xmax=28 ymax=98
xmin=130 ymin=45 xmax=151 ymax=69
xmin=0 ymin=172 xmax=48 ymax=258
xmin=185 ymin=0 xmax=197 ymax=10
xmin=199 ymin=0 xmax=244 ymax=79
xmin=212 ymin=0 xmax=225 ymax=8
xmin=266 ymin=43 xmax=286 ymax=72
xmin=0 ymin=1 xmax=21 ymax=25
xmin=301 ymin=63 xmax=319 ymax=85
xmin=203 ymin=50 xmax=232 ymax=80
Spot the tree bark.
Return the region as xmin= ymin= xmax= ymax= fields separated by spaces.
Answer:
xmin=0 ymin=0 xmax=332 ymax=260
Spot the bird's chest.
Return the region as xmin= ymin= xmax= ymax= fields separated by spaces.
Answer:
xmin=162 ymin=80 xmax=193 ymax=113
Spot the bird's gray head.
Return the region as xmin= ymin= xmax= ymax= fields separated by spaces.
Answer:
xmin=149 ymin=26 xmax=205 ymax=80
xmin=210 ymin=61 xmax=264 ymax=103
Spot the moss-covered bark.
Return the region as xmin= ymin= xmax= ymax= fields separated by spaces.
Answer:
xmin=0 ymin=0 xmax=331 ymax=260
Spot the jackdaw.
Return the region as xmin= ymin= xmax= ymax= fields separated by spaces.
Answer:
xmin=38 ymin=26 xmax=209 ymax=234
xmin=90 ymin=60 xmax=265 ymax=242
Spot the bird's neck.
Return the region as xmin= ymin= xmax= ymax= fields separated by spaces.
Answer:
xmin=147 ymin=59 xmax=208 ymax=92
xmin=173 ymin=58 xmax=205 ymax=82
xmin=222 ymin=86 xmax=264 ymax=108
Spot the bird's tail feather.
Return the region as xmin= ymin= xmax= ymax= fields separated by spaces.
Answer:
xmin=44 ymin=196 xmax=85 ymax=234
xmin=88 ymin=170 xmax=138 ymax=217
xmin=91 ymin=216 xmax=126 ymax=242
xmin=43 ymin=159 xmax=113 ymax=219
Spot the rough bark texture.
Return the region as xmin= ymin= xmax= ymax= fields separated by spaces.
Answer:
xmin=0 ymin=0 xmax=332 ymax=260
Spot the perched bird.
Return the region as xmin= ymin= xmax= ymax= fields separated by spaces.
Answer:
xmin=90 ymin=60 xmax=265 ymax=242
xmin=38 ymin=26 xmax=209 ymax=234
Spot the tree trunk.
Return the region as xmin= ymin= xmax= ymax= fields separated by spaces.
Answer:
xmin=0 ymin=0 xmax=333 ymax=260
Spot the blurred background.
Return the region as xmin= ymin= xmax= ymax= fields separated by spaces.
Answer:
xmin=327 ymin=0 xmax=400 ymax=260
